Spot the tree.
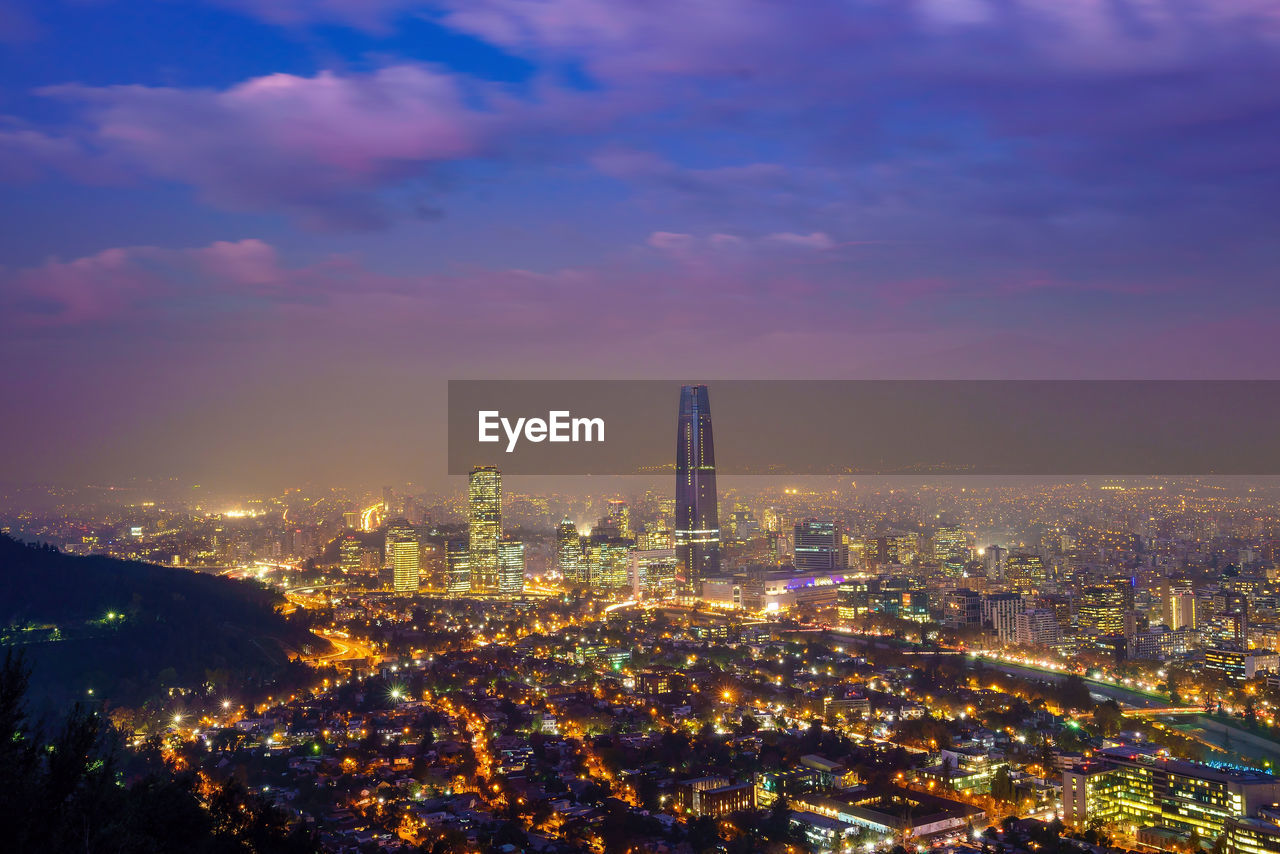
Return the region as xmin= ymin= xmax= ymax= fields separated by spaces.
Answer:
xmin=1094 ymin=700 xmax=1126 ymax=737
xmin=990 ymin=766 xmax=1016 ymax=804
xmin=0 ymin=649 xmax=314 ymax=853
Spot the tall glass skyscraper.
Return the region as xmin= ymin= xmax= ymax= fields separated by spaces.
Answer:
xmin=498 ymin=539 xmax=525 ymax=595
xmin=675 ymin=384 xmax=719 ymax=592
xmin=468 ymin=465 xmax=502 ymax=594
xmin=385 ymin=520 xmax=420 ymax=593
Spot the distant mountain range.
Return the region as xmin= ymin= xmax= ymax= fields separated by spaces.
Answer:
xmin=0 ymin=534 xmax=323 ymax=708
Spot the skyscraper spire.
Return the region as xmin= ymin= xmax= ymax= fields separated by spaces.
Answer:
xmin=675 ymin=384 xmax=720 ymax=593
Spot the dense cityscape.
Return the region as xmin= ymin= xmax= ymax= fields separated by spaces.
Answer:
xmin=4 ymin=1 xmax=1278 ymax=852
xmin=8 ymin=387 xmax=1280 ymax=854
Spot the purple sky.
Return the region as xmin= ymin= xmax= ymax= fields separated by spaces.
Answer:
xmin=1 ymin=0 xmax=1279 ymax=490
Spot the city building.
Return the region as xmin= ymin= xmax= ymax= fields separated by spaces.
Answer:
xmin=1015 ymin=608 xmax=1062 ymax=648
xmin=944 ymin=588 xmax=983 ymax=630
xmin=606 ymin=499 xmax=631 ymax=539
xmin=1078 ymin=581 xmax=1134 ymax=637
xmin=497 ymin=539 xmax=524 ymax=595
xmin=1005 ymin=551 xmax=1048 ymax=595
xmin=1225 ymin=814 xmax=1280 ymax=854
xmin=556 ymin=518 xmax=585 ymax=584
xmin=630 ymin=548 xmax=678 ymax=599
xmin=446 ymin=538 xmax=470 ymax=595
xmin=675 ymin=384 xmax=720 ymax=594
xmin=932 ymin=525 xmax=970 ymax=576
xmin=982 ymin=592 xmax=1025 ymax=644
xmin=385 ymin=523 xmax=420 ymax=593
xmin=1205 ymin=647 xmax=1280 ymax=681
xmin=339 ymin=535 xmax=363 ymax=576
xmin=468 ymin=466 xmax=502 ymax=594
xmin=791 ymin=785 xmax=985 ymax=841
xmin=586 ymin=538 xmax=630 ymax=589
xmin=1168 ymin=586 xmax=1198 ymax=630
xmin=1063 ymin=747 xmax=1280 ymax=840
xmin=675 ymin=777 xmax=755 ymax=817
xmin=794 ymin=519 xmax=844 ymax=572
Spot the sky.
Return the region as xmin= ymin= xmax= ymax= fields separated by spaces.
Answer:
xmin=1 ymin=0 xmax=1279 ymax=491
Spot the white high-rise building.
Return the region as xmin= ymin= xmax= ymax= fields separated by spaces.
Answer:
xmin=982 ymin=592 xmax=1024 ymax=644
xmin=1015 ymin=608 xmax=1062 ymax=648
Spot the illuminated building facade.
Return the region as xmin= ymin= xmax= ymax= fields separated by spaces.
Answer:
xmin=498 ymin=539 xmax=524 ymax=595
xmin=339 ymin=535 xmax=362 ymax=575
xmin=468 ymin=465 xmax=502 ymax=594
xmin=1005 ymin=551 xmax=1048 ymax=595
xmin=981 ymin=592 xmax=1024 ymax=644
xmin=1167 ymin=586 xmax=1197 ymax=630
xmin=606 ymin=499 xmax=631 ymax=539
xmin=932 ymin=525 xmax=970 ymax=576
xmin=1078 ymin=582 xmax=1132 ymax=637
xmin=630 ymin=548 xmax=678 ymax=598
xmin=587 ymin=539 xmax=630 ymax=589
xmin=1063 ymin=747 xmax=1280 ymax=840
xmin=385 ymin=523 xmax=419 ymax=593
xmin=1225 ymin=815 xmax=1280 ymax=854
xmin=794 ymin=519 xmax=843 ymax=572
xmin=556 ymin=519 xmax=586 ymax=584
xmin=1205 ymin=647 xmax=1280 ymax=681
xmin=446 ymin=538 xmax=470 ymax=595
xmin=1015 ymin=608 xmax=1062 ymax=648
xmin=675 ymin=384 xmax=719 ymax=593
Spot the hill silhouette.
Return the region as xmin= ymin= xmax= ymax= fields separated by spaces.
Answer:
xmin=0 ymin=534 xmax=325 ymax=707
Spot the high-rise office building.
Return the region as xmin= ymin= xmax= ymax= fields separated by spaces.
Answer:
xmin=339 ymin=535 xmax=363 ymax=575
xmin=468 ymin=465 xmax=502 ymax=594
xmin=1167 ymin=586 xmax=1197 ymax=630
xmin=794 ymin=519 xmax=843 ymax=572
xmin=606 ymin=499 xmax=632 ymax=540
xmin=983 ymin=545 xmax=1007 ymax=581
xmin=385 ymin=522 xmax=420 ymax=593
xmin=1005 ymin=551 xmax=1048 ymax=595
xmin=932 ymin=525 xmax=969 ymax=576
xmin=587 ymin=539 xmax=630 ymax=589
xmin=982 ymin=592 xmax=1025 ymax=644
xmin=675 ymin=384 xmax=719 ymax=592
xmin=630 ymin=548 xmax=678 ymax=599
xmin=446 ymin=538 xmax=470 ymax=595
xmin=556 ymin=519 xmax=585 ymax=584
xmin=945 ymin=588 xmax=983 ymax=629
xmin=1015 ymin=608 xmax=1062 ymax=648
xmin=498 ymin=539 xmax=525 ymax=595
xmin=1079 ymin=581 xmax=1133 ymax=637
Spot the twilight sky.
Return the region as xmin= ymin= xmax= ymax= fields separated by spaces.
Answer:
xmin=1 ymin=0 xmax=1279 ymax=491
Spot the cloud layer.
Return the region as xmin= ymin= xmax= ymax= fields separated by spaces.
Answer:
xmin=2 ymin=0 xmax=1279 ymax=487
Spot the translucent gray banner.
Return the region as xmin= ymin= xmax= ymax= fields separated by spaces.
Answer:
xmin=447 ymin=380 xmax=1280 ymax=475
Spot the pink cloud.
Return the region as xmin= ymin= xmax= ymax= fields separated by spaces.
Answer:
xmin=647 ymin=230 xmax=840 ymax=256
xmin=763 ymin=231 xmax=836 ymax=250
xmin=41 ymin=65 xmax=492 ymax=228
xmin=3 ymin=239 xmax=309 ymax=325
xmin=0 ymin=122 xmax=122 ymax=184
xmin=434 ymin=0 xmax=1280 ymax=79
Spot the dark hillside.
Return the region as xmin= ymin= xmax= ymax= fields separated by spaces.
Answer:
xmin=0 ymin=535 xmax=325 ymax=706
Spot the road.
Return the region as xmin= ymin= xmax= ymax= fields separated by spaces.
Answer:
xmin=309 ymin=628 xmax=381 ymax=664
